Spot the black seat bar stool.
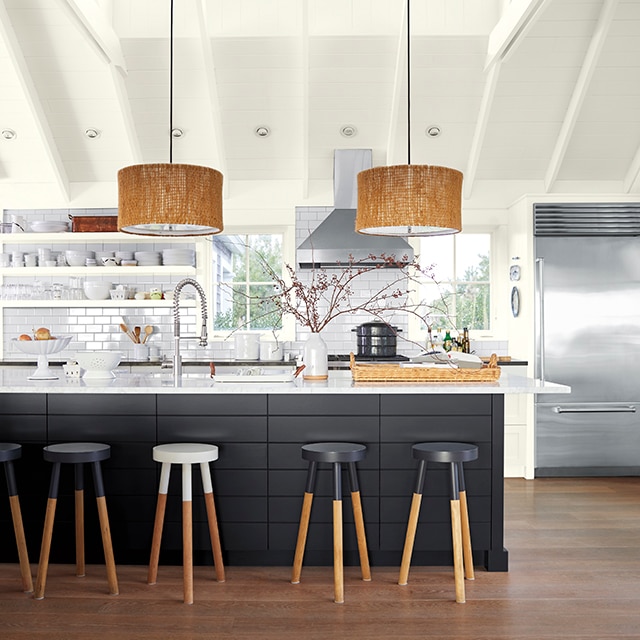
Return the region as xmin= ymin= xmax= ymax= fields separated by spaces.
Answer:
xmin=291 ymin=442 xmax=371 ymax=604
xmin=1 ymin=443 xmax=33 ymax=593
xmin=34 ymin=442 xmax=118 ymax=599
xmin=398 ymin=442 xmax=478 ymax=603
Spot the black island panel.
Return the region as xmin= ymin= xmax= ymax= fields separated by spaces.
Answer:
xmin=0 ymin=392 xmax=507 ymax=571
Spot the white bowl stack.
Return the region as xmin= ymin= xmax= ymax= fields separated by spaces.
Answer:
xmin=65 ymin=249 xmax=95 ymax=267
xmin=162 ymin=248 xmax=195 ymax=266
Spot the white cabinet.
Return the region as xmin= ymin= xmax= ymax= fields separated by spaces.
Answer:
xmin=504 ymin=364 xmax=531 ymax=478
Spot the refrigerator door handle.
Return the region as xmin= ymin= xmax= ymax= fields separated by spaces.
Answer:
xmin=535 ymin=257 xmax=545 ymax=383
xmin=552 ymin=405 xmax=637 ymax=414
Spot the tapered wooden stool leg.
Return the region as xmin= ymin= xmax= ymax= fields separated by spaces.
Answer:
xmin=291 ymin=492 xmax=313 ymax=584
xmin=183 ymin=500 xmax=193 ymax=604
xmin=182 ymin=463 xmax=194 ymax=605
xmin=459 ymin=489 xmax=474 ymax=580
xmin=398 ymin=492 xmax=422 ymax=586
xmin=34 ymin=461 xmax=61 ymax=600
xmin=9 ymin=494 xmax=33 ymax=593
xmin=75 ymin=465 xmax=85 ymax=577
xmin=75 ymin=489 xmax=85 ymax=576
xmin=91 ymin=461 xmax=118 ymax=595
xmin=4 ymin=456 xmax=33 ymax=593
xmin=148 ymin=463 xmax=171 ymax=585
xmin=333 ymin=499 xmax=344 ymax=604
xmin=451 ymin=499 xmax=465 ymax=603
xmin=34 ymin=497 xmax=57 ymax=600
xmin=351 ymin=490 xmax=371 ymax=581
xmin=96 ymin=496 xmax=118 ymax=595
xmin=346 ymin=461 xmax=370 ymax=582
xmin=201 ymin=462 xmax=225 ymax=583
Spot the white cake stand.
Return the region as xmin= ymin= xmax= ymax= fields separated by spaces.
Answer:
xmin=12 ymin=336 xmax=73 ymax=380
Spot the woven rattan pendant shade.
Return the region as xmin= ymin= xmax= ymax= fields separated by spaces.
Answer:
xmin=356 ymin=164 xmax=462 ymax=236
xmin=355 ymin=0 xmax=462 ymax=238
xmin=118 ymin=163 xmax=223 ymax=236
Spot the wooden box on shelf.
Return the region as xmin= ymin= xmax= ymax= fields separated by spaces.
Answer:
xmin=70 ymin=215 xmax=118 ymax=232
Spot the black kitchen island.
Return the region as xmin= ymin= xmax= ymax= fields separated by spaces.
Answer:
xmin=0 ymin=370 xmax=569 ymax=572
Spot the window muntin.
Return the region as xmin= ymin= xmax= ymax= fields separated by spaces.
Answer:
xmin=418 ymin=233 xmax=491 ymax=331
xmin=212 ymin=234 xmax=283 ymax=331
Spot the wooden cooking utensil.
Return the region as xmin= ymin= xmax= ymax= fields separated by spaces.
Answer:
xmin=142 ymin=325 xmax=153 ymax=344
xmin=134 ymin=326 xmax=141 ymax=343
xmin=119 ymin=323 xmax=136 ymax=343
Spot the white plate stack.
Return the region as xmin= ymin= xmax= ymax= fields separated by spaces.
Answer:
xmin=134 ymin=251 xmax=162 ymax=266
xmin=30 ymin=220 xmax=69 ymax=233
xmin=162 ymin=249 xmax=196 ymax=266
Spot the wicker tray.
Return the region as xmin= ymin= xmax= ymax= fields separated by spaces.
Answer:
xmin=349 ymin=353 xmax=501 ymax=383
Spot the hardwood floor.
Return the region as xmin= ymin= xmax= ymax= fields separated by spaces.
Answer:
xmin=2 ymin=477 xmax=640 ymax=639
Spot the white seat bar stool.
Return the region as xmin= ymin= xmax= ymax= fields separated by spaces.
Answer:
xmin=148 ymin=443 xmax=225 ymax=604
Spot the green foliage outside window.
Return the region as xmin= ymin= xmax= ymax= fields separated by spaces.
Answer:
xmin=213 ymin=235 xmax=283 ymax=330
xmin=419 ymin=234 xmax=490 ymax=331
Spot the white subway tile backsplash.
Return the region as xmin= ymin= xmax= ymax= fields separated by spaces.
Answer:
xmin=1 ymin=207 xmax=510 ymax=363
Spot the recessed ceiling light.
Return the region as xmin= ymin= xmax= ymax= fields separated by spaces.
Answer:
xmin=340 ymin=125 xmax=358 ymax=138
xmin=85 ymin=128 xmax=101 ymax=139
xmin=425 ymin=126 xmax=441 ymax=138
xmin=1 ymin=129 xmax=17 ymax=140
xmin=171 ymin=127 xmax=184 ymax=139
xmin=255 ymin=126 xmax=270 ymax=138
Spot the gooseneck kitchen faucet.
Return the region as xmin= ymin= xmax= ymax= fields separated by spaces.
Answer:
xmin=172 ymin=277 xmax=208 ymax=379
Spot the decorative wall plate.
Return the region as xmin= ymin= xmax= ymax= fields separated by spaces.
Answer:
xmin=511 ymin=286 xmax=520 ymax=318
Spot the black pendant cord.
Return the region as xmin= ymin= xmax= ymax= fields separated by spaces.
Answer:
xmin=169 ymin=0 xmax=174 ymax=163
xmin=406 ymin=0 xmax=411 ymax=166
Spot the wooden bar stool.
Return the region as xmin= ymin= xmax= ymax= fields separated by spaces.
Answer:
xmin=1 ymin=443 xmax=33 ymax=593
xmin=148 ymin=443 xmax=225 ymax=604
xmin=34 ymin=442 xmax=118 ymax=599
xmin=291 ymin=442 xmax=371 ymax=604
xmin=398 ymin=442 xmax=478 ymax=603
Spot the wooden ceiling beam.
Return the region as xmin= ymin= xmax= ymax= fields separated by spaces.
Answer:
xmin=544 ymin=0 xmax=618 ymax=192
xmin=58 ymin=0 xmax=127 ymax=72
xmin=485 ymin=0 xmax=550 ymax=70
xmin=464 ymin=61 xmax=501 ymax=200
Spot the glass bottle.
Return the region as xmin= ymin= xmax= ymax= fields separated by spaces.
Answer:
xmin=443 ymin=330 xmax=453 ymax=352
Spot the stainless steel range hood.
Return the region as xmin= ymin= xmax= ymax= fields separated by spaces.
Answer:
xmin=297 ymin=149 xmax=414 ymax=268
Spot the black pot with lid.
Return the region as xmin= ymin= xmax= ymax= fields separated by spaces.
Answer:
xmin=352 ymin=322 xmax=401 ymax=358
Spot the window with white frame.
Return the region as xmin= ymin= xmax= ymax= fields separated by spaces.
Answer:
xmin=211 ymin=234 xmax=284 ymax=331
xmin=416 ymin=233 xmax=491 ymax=332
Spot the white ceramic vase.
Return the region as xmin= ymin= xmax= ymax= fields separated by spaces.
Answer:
xmin=302 ymin=332 xmax=328 ymax=380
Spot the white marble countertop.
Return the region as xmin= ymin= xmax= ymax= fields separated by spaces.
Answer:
xmin=0 ymin=366 xmax=570 ymax=395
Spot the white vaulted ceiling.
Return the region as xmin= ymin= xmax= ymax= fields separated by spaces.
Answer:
xmin=0 ymin=0 xmax=639 ymax=208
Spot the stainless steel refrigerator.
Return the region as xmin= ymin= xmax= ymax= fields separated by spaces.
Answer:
xmin=534 ymin=203 xmax=640 ymax=476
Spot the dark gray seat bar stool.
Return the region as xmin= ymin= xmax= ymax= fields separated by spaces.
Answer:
xmin=291 ymin=442 xmax=371 ymax=604
xmin=34 ymin=442 xmax=118 ymax=599
xmin=398 ymin=442 xmax=478 ymax=603
xmin=1 ymin=443 xmax=33 ymax=593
